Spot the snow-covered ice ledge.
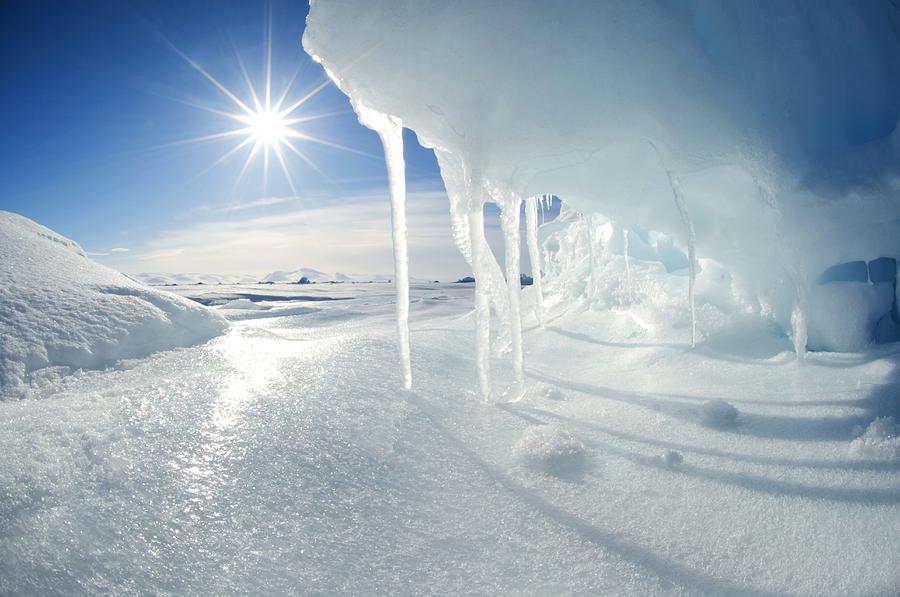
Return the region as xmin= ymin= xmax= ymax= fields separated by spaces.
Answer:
xmin=0 ymin=212 xmax=228 ymax=399
xmin=303 ymin=0 xmax=900 ymax=396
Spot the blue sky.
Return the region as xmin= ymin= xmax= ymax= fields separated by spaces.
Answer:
xmin=0 ymin=0 xmax=509 ymax=279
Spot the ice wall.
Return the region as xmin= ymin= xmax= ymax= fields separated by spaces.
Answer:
xmin=304 ymin=0 xmax=900 ymax=389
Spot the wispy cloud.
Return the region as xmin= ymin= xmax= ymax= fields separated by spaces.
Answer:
xmin=96 ymin=189 xmax=484 ymax=279
xmin=86 ymin=247 xmax=130 ymax=256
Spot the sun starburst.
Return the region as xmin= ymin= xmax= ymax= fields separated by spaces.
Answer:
xmin=157 ymin=3 xmax=366 ymax=196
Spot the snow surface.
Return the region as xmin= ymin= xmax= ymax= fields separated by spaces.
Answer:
xmin=0 ymin=212 xmax=227 ymax=398
xmin=2 ymin=282 xmax=899 ymax=595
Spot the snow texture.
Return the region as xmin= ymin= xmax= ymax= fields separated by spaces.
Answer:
xmin=849 ymin=416 xmax=900 ymax=461
xmin=513 ymin=424 xmax=587 ymax=476
xmin=0 ymin=212 xmax=227 ymax=398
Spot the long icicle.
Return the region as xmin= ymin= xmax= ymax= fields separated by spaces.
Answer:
xmin=358 ymin=107 xmax=412 ymax=389
xmin=525 ymin=196 xmax=545 ymax=326
xmin=467 ymin=176 xmax=492 ymax=399
xmin=500 ymin=195 xmax=525 ymax=400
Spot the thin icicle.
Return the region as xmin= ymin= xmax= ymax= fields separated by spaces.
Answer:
xmin=499 ymin=194 xmax=525 ymax=400
xmin=673 ymin=186 xmax=697 ymax=349
xmin=525 ymin=196 xmax=545 ymax=326
xmin=356 ymin=106 xmax=412 ymax=389
xmin=623 ymin=227 xmax=633 ymax=303
xmin=646 ymin=139 xmax=697 ymax=348
xmin=468 ymin=203 xmax=492 ymax=399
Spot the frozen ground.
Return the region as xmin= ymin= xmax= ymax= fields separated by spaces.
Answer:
xmin=2 ymin=282 xmax=898 ymax=596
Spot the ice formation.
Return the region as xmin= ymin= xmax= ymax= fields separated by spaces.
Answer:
xmin=0 ymin=212 xmax=227 ymax=398
xmin=524 ymin=196 xmax=544 ymax=326
xmin=355 ymin=105 xmax=412 ymax=390
xmin=304 ymin=0 xmax=900 ymax=393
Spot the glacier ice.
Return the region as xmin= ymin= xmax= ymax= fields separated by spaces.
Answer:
xmin=304 ymin=0 xmax=900 ymax=391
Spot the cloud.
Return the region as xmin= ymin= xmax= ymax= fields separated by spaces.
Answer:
xmin=86 ymin=247 xmax=130 ymax=256
xmin=96 ymin=189 xmax=485 ymax=280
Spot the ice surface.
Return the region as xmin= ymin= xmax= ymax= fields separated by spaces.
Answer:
xmin=0 ymin=212 xmax=227 ymax=398
xmin=2 ymin=282 xmax=900 ymax=595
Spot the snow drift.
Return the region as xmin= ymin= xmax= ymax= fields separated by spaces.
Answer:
xmin=0 ymin=212 xmax=227 ymax=398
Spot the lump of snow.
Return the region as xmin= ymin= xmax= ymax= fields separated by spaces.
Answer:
xmin=0 ymin=212 xmax=228 ymax=398
xmin=662 ymin=450 xmax=684 ymax=468
xmin=220 ymin=298 xmax=265 ymax=310
xmin=698 ymin=399 xmax=739 ymax=428
xmin=849 ymin=417 xmax=900 ymax=461
xmin=513 ymin=425 xmax=586 ymax=475
xmin=542 ymin=386 xmax=565 ymax=401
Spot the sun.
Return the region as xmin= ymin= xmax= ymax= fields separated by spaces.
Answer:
xmin=239 ymin=108 xmax=293 ymax=148
xmin=156 ymin=4 xmax=367 ymax=195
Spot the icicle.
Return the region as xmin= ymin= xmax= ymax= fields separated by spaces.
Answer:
xmin=646 ymin=140 xmax=697 ymax=348
xmin=356 ymin=106 xmax=411 ymax=389
xmin=623 ymin=227 xmax=633 ymax=304
xmin=787 ymin=268 xmax=809 ymax=360
xmin=468 ymin=199 xmax=492 ymax=399
xmin=673 ymin=188 xmax=697 ymax=349
xmin=499 ymin=194 xmax=525 ymax=400
xmin=525 ymin=196 xmax=545 ymax=326
xmin=587 ymin=215 xmax=598 ymax=299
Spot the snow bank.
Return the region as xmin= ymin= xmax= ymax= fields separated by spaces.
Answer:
xmin=304 ymin=1 xmax=900 ymax=391
xmin=0 ymin=212 xmax=227 ymax=398
xmin=513 ymin=425 xmax=586 ymax=475
xmin=849 ymin=417 xmax=900 ymax=461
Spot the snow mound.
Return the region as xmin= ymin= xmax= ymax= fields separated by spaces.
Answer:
xmin=220 ymin=298 xmax=266 ymax=311
xmin=662 ymin=450 xmax=684 ymax=468
xmin=849 ymin=416 xmax=900 ymax=461
xmin=698 ymin=399 xmax=739 ymax=428
xmin=0 ymin=212 xmax=228 ymax=398
xmin=542 ymin=386 xmax=565 ymax=401
xmin=513 ymin=425 xmax=586 ymax=475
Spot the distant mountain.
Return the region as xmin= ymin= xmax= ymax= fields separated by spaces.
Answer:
xmin=134 ymin=269 xmax=437 ymax=286
xmin=134 ymin=273 xmax=259 ymax=286
xmin=261 ymin=268 xmax=425 ymax=284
